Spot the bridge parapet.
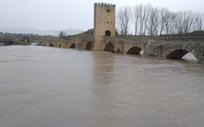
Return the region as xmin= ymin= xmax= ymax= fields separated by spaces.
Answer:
xmin=105 ymin=35 xmax=204 ymax=41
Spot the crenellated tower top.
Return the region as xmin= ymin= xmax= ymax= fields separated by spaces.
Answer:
xmin=94 ymin=3 xmax=116 ymax=7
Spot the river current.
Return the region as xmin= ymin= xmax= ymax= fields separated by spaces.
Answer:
xmin=0 ymin=45 xmax=204 ymax=127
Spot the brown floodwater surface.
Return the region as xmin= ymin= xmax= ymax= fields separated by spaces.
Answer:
xmin=0 ymin=46 xmax=204 ymax=127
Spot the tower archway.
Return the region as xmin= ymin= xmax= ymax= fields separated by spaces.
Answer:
xmin=104 ymin=42 xmax=115 ymax=52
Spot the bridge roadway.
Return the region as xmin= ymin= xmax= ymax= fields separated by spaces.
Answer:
xmin=42 ymin=36 xmax=204 ymax=63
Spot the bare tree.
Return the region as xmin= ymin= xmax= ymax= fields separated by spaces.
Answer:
xmin=165 ymin=12 xmax=177 ymax=34
xmin=126 ymin=4 xmax=204 ymax=36
xmin=174 ymin=12 xmax=199 ymax=34
xmin=159 ymin=8 xmax=168 ymax=35
xmin=117 ymin=7 xmax=132 ymax=35
xmin=147 ymin=6 xmax=160 ymax=36
xmin=192 ymin=13 xmax=203 ymax=31
xmin=183 ymin=12 xmax=198 ymax=33
xmin=139 ymin=4 xmax=149 ymax=35
xmin=133 ymin=6 xmax=140 ymax=35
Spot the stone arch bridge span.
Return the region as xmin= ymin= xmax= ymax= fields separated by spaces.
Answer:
xmin=42 ymin=36 xmax=204 ymax=63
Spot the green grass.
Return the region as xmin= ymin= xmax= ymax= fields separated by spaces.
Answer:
xmin=14 ymin=41 xmax=32 ymax=45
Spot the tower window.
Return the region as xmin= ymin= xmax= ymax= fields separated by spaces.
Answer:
xmin=105 ymin=30 xmax=111 ymax=36
xmin=107 ymin=9 xmax=111 ymax=13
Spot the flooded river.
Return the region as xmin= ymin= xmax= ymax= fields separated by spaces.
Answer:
xmin=0 ymin=45 xmax=204 ymax=127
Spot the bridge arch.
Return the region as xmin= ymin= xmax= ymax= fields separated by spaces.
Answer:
xmin=49 ymin=43 xmax=54 ymax=47
xmin=116 ymin=47 xmax=121 ymax=53
xmin=70 ymin=43 xmax=76 ymax=49
xmin=85 ymin=41 xmax=92 ymax=50
xmin=104 ymin=42 xmax=115 ymax=52
xmin=77 ymin=43 xmax=84 ymax=50
xmin=167 ymin=49 xmax=189 ymax=59
xmin=166 ymin=49 xmax=198 ymax=61
xmin=127 ymin=46 xmax=142 ymax=55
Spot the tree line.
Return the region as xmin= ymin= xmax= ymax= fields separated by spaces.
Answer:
xmin=117 ymin=4 xmax=204 ymax=36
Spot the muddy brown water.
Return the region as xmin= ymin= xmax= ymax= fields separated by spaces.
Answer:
xmin=0 ymin=45 xmax=204 ymax=127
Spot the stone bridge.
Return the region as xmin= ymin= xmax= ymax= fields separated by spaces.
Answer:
xmin=0 ymin=38 xmax=14 ymax=46
xmin=42 ymin=31 xmax=94 ymax=50
xmin=41 ymin=3 xmax=204 ymax=64
xmin=104 ymin=36 xmax=204 ymax=62
xmin=42 ymin=34 xmax=204 ymax=63
xmin=42 ymin=37 xmax=94 ymax=50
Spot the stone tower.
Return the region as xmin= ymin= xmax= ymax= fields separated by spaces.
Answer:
xmin=94 ymin=3 xmax=116 ymax=51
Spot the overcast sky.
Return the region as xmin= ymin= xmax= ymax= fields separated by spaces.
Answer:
xmin=0 ymin=0 xmax=203 ymax=31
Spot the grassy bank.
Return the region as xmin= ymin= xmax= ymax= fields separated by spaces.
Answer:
xmin=14 ymin=41 xmax=32 ymax=45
